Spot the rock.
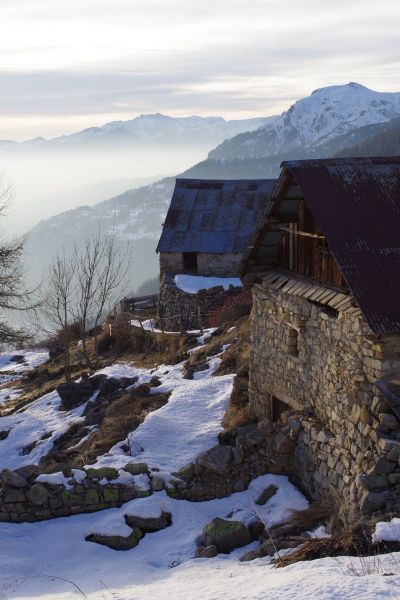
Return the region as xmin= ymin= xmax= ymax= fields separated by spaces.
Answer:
xmin=14 ymin=465 xmax=41 ymax=482
xmin=98 ymin=377 xmax=120 ymax=395
xmin=85 ymin=467 xmax=119 ymax=480
xmin=130 ymin=383 xmax=151 ymax=398
xmin=195 ymin=544 xmax=218 ymax=558
xmin=255 ymin=484 xmax=278 ymax=505
xmin=370 ymin=457 xmax=395 ymax=475
xmin=203 ymin=518 xmax=251 ymax=553
xmin=360 ymin=491 xmax=388 ymax=514
xmin=150 ymin=476 xmax=164 ymax=492
xmin=57 ymin=379 xmax=96 ymax=410
xmin=360 ymin=475 xmax=389 ymax=490
xmin=248 ymin=519 xmax=265 ymax=539
xmin=27 ymin=483 xmax=49 ymax=505
xmin=379 ymin=413 xmax=399 ymax=430
xmin=0 ymin=431 xmax=9 ymax=440
xmin=276 ymin=434 xmax=295 ymax=455
xmin=86 ymin=527 xmax=142 ymax=551
xmin=123 ymin=463 xmax=148 ymax=476
xmin=172 ymin=463 xmax=195 ymax=481
xmin=1 ymin=468 xmax=28 ymax=489
xmin=196 ymin=445 xmax=233 ymax=476
xmin=88 ymin=373 xmax=108 ymax=388
xmin=125 ymin=511 xmax=172 ymax=533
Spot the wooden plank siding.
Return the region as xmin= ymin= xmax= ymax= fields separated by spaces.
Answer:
xmin=278 ymin=199 xmax=347 ymax=289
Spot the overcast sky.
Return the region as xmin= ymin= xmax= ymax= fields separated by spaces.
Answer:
xmin=1 ymin=0 xmax=399 ymax=140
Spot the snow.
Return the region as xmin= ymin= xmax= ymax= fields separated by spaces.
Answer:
xmin=211 ymin=82 xmax=400 ymax=160
xmin=0 ymin=388 xmax=90 ymax=470
xmin=92 ymin=356 xmax=234 ymax=475
xmin=0 ymin=479 xmax=398 ymax=599
xmin=0 ymin=349 xmax=49 ymax=386
xmin=373 ymin=517 xmax=400 ymax=543
xmin=175 ymin=274 xmax=242 ymax=294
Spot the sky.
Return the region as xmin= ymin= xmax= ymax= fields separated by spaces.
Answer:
xmin=0 ymin=0 xmax=399 ymax=140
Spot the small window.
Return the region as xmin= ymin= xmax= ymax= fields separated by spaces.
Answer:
xmin=287 ymin=326 xmax=299 ymax=357
xmin=183 ymin=252 xmax=198 ymax=274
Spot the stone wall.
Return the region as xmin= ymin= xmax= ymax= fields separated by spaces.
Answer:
xmin=158 ymin=273 xmax=244 ymax=331
xmin=249 ymin=282 xmax=400 ymax=514
xmin=0 ymin=465 xmax=160 ymax=523
xmin=159 ymin=252 xmax=242 ymax=277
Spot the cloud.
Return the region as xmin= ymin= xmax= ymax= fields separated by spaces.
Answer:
xmin=0 ymin=0 xmax=399 ymax=138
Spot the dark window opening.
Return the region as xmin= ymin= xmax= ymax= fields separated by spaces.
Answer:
xmin=271 ymin=395 xmax=290 ymax=422
xmin=183 ymin=252 xmax=198 ymax=274
xmin=287 ymin=326 xmax=299 ymax=356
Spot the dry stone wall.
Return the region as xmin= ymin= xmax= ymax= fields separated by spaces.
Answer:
xmin=158 ymin=273 xmax=243 ymax=331
xmin=249 ymin=283 xmax=400 ymax=514
xmin=0 ymin=465 xmax=156 ymax=523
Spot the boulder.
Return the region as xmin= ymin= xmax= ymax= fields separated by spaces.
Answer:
xmin=1 ymin=468 xmax=28 ymax=489
xmin=98 ymin=377 xmax=120 ymax=395
xmin=196 ymin=445 xmax=233 ymax=476
xmin=195 ymin=545 xmax=218 ymax=558
xmin=14 ymin=464 xmax=41 ymax=482
xmin=86 ymin=527 xmax=142 ymax=551
xmin=203 ymin=517 xmax=251 ymax=553
xmin=360 ymin=491 xmax=388 ymax=514
xmin=255 ymin=484 xmax=278 ymax=506
xmin=57 ymin=379 xmax=96 ymax=410
xmin=124 ymin=511 xmax=172 ymax=533
xmin=150 ymin=476 xmax=165 ymax=492
xmin=123 ymin=463 xmax=148 ymax=476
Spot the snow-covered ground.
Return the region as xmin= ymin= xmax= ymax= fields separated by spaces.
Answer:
xmin=0 ymin=349 xmax=49 ymax=386
xmin=0 ymin=340 xmax=399 ymax=599
xmin=174 ymin=274 xmax=242 ymax=294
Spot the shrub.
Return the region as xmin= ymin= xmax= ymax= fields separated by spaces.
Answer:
xmin=207 ymin=289 xmax=252 ymax=328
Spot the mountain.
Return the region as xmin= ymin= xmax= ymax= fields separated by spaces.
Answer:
xmin=24 ymin=83 xmax=400 ymax=293
xmin=0 ymin=114 xmax=277 ymax=153
xmin=208 ymin=83 xmax=400 ymax=161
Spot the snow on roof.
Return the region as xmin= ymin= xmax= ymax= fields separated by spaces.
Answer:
xmin=174 ymin=274 xmax=242 ymax=294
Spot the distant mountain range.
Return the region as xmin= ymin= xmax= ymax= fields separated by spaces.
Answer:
xmin=24 ymin=82 xmax=400 ymax=292
xmin=0 ymin=113 xmax=276 ymax=152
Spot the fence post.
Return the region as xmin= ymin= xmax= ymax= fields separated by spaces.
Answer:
xmin=197 ymin=305 xmax=203 ymax=333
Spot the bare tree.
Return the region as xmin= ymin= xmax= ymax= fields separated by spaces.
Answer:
xmin=91 ymin=233 xmax=129 ymax=358
xmin=42 ymin=251 xmax=75 ymax=380
xmin=0 ymin=174 xmax=35 ymax=347
xmin=73 ymin=230 xmax=129 ymax=366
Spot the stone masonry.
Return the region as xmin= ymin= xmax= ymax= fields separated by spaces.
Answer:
xmin=158 ymin=273 xmax=244 ymax=331
xmin=249 ymin=282 xmax=400 ymax=515
xmin=159 ymin=252 xmax=242 ymax=278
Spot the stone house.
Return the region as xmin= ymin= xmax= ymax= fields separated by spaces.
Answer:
xmin=241 ymin=157 xmax=400 ymax=514
xmin=156 ymin=178 xmax=275 ymax=330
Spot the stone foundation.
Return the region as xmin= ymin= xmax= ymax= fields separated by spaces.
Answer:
xmin=248 ymin=282 xmax=400 ymax=514
xmin=158 ymin=273 xmax=244 ymax=331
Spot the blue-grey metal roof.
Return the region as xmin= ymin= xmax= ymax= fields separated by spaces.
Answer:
xmin=156 ymin=178 xmax=276 ymax=254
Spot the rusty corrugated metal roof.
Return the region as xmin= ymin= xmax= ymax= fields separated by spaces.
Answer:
xmin=243 ymin=157 xmax=400 ymax=334
xmin=156 ymin=178 xmax=276 ymax=254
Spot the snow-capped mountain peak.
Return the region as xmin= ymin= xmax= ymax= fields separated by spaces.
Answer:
xmin=209 ymin=82 xmax=400 ymax=160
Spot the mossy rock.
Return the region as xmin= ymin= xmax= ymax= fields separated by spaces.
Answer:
xmin=86 ymin=527 xmax=142 ymax=551
xmin=84 ymin=467 xmax=118 ymax=480
xmin=102 ymin=488 xmax=119 ymax=503
xmin=27 ymin=484 xmax=49 ymax=506
xmin=122 ymin=463 xmax=148 ymax=476
xmin=172 ymin=463 xmax=195 ymax=481
xmin=203 ymin=518 xmax=251 ymax=554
